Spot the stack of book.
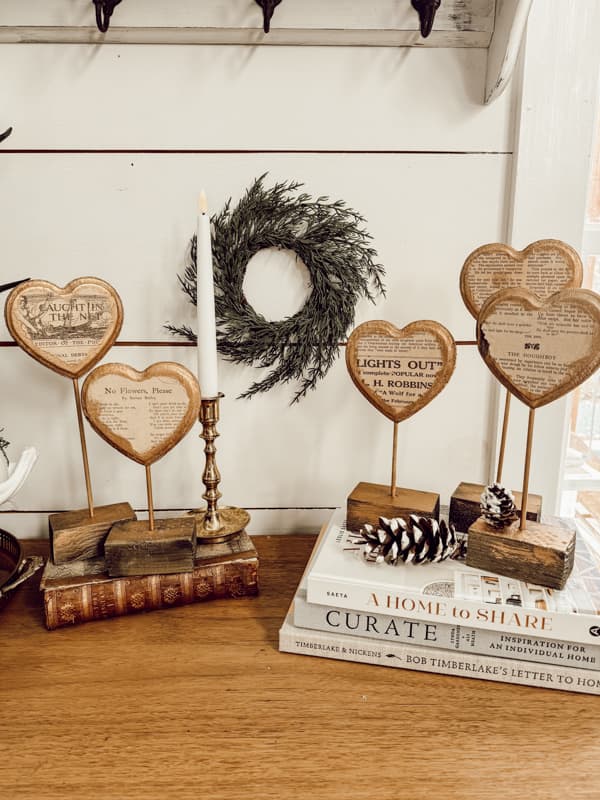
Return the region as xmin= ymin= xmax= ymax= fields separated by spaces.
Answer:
xmin=41 ymin=530 xmax=259 ymax=629
xmin=280 ymin=509 xmax=600 ymax=695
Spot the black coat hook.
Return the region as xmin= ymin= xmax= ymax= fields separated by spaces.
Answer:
xmin=93 ymin=0 xmax=123 ymax=33
xmin=0 ymin=127 xmax=12 ymax=144
xmin=411 ymin=0 xmax=441 ymax=38
xmin=0 ymin=279 xmax=30 ymax=294
xmin=255 ymin=0 xmax=282 ymax=33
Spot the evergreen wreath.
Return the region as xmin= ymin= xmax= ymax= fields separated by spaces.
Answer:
xmin=166 ymin=175 xmax=385 ymax=403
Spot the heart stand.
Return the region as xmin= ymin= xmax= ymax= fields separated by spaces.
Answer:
xmin=4 ymin=277 xmax=136 ymax=563
xmin=82 ymin=361 xmax=202 ymax=578
xmin=450 ymin=240 xmax=583 ymax=533
xmin=463 ymin=287 xmax=600 ymax=588
xmin=345 ymin=320 xmax=456 ymax=532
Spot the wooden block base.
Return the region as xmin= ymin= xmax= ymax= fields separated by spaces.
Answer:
xmin=49 ymin=502 xmax=137 ymax=565
xmin=105 ymin=517 xmax=197 ymax=577
xmin=346 ymin=481 xmax=440 ymax=533
xmin=466 ymin=517 xmax=575 ymax=590
xmin=449 ymin=482 xmax=542 ymax=533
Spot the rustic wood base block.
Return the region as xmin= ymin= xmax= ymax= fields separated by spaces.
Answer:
xmin=466 ymin=517 xmax=576 ymax=590
xmin=346 ymin=481 xmax=440 ymax=532
xmin=105 ymin=517 xmax=197 ymax=577
xmin=49 ymin=502 xmax=136 ymax=564
xmin=449 ymin=482 xmax=542 ymax=533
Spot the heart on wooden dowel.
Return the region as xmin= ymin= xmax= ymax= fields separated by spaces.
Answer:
xmin=478 ymin=288 xmax=600 ymax=409
xmin=5 ymin=277 xmax=123 ymax=379
xmin=460 ymin=240 xmax=583 ymax=319
xmin=82 ymin=362 xmax=201 ymax=465
xmin=345 ymin=320 xmax=456 ymax=422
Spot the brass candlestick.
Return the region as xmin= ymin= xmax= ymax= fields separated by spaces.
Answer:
xmin=194 ymin=394 xmax=250 ymax=544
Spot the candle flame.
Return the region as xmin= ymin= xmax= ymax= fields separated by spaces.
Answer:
xmin=198 ymin=191 xmax=208 ymax=215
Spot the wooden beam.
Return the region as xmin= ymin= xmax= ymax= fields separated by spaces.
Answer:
xmin=485 ymin=0 xmax=532 ymax=104
xmin=0 ymin=25 xmax=491 ymax=47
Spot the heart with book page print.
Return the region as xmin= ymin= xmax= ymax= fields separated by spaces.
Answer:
xmin=477 ymin=288 xmax=600 ymax=409
xmin=345 ymin=320 xmax=456 ymax=422
xmin=82 ymin=362 xmax=201 ymax=465
xmin=460 ymin=239 xmax=583 ymax=320
xmin=5 ymin=277 xmax=123 ymax=379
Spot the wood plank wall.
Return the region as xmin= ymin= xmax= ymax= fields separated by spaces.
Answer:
xmin=0 ymin=2 xmax=515 ymax=536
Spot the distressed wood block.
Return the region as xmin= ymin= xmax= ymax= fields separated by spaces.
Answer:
xmin=346 ymin=481 xmax=440 ymax=533
xmin=105 ymin=517 xmax=197 ymax=577
xmin=449 ymin=482 xmax=542 ymax=533
xmin=466 ymin=516 xmax=576 ymax=590
xmin=49 ymin=502 xmax=136 ymax=565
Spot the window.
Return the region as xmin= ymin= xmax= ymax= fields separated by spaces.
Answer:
xmin=560 ymin=106 xmax=600 ymax=532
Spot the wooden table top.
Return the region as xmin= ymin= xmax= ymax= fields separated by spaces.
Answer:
xmin=2 ymin=535 xmax=599 ymax=800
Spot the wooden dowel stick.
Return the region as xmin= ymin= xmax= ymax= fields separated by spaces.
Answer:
xmin=390 ymin=420 xmax=399 ymax=498
xmin=496 ymin=389 xmax=511 ymax=483
xmin=72 ymin=378 xmax=94 ymax=518
xmin=145 ymin=464 xmax=155 ymax=531
xmin=520 ymin=407 xmax=536 ymax=531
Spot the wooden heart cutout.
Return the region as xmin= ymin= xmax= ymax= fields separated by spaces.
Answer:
xmin=5 ymin=277 xmax=123 ymax=379
xmin=478 ymin=288 xmax=600 ymax=409
xmin=81 ymin=362 xmax=201 ymax=465
xmin=460 ymin=240 xmax=583 ymax=319
xmin=346 ymin=320 xmax=456 ymax=422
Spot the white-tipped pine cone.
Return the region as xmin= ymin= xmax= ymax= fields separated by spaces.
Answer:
xmin=480 ymin=483 xmax=517 ymax=528
xmin=358 ymin=515 xmax=465 ymax=565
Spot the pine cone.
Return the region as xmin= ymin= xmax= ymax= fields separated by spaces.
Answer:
xmin=358 ymin=515 xmax=463 ymax=565
xmin=480 ymin=483 xmax=518 ymax=528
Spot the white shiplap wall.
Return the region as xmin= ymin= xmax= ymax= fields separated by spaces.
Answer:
xmin=0 ymin=4 xmax=516 ymax=537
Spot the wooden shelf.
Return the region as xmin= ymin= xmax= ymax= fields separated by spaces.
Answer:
xmin=0 ymin=0 xmax=533 ymax=104
xmin=2 ymin=533 xmax=600 ymax=799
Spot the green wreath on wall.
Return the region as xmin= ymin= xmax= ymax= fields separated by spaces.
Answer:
xmin=167 ymin=175 xmax=385 ymax=403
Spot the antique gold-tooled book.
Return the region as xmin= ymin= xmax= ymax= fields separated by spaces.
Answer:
xmin=41 ymin=531 xmax=258 ymax=629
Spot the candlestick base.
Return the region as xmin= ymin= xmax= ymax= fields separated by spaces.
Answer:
xmin=191 ymin=506 xmax=251 ymax=544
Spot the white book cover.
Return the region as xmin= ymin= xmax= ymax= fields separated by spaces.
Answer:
xmin=306 ymin=509 xmax=600 ymax=645
xmin=294 ymin=591 xmax=600 ymax=670
xmin=279 ymin=610 xmax=600 ymax=696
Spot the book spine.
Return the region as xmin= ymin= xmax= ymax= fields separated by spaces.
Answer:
xmin=279 ymin=619 xmax=600 ymax=695
xmin=306 ymin=574 xmax=600 ymax=645
xmin=44 ymin=559 xmax=258 ymax=630
xmin=294 ymin=595 xmax=600 ymax=670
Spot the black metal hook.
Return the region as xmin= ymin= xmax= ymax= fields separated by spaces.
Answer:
xmin=93 ymin=0 xmax=123 ymax=33
xmin=411 ymin=0 xmax=442 ymax=38
xmin=0 ymin=127 xmax=12 ymax=144
xmin=255 ymin=0 xmax=282 ymax=34
xmin=0 ymin=279 xmax=30 ymax=294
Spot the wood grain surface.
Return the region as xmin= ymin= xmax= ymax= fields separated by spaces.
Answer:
xmin=2 ymin=535 xmax=600 ymax=800
xmin=466 ymin=516 xmax=576 ymax=590
xmin=50 ymin=501 xmax=136 ymax=564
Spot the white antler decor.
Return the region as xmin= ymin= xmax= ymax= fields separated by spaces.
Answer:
xmin=0 ymin=447 xmax=38 ymax=507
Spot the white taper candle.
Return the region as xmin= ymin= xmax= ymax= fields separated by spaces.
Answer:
xmin=196 ymin=191 xmax=219 ymax=398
